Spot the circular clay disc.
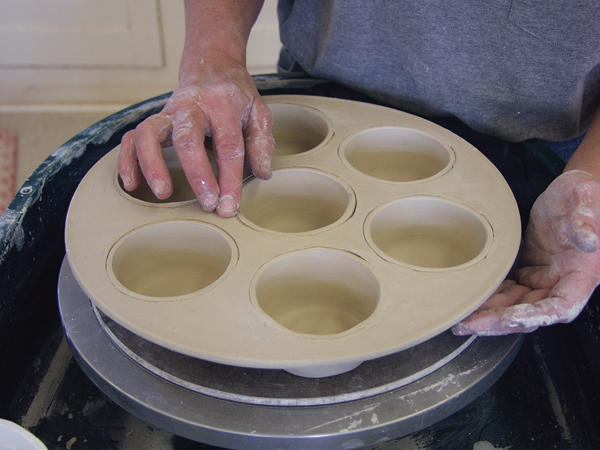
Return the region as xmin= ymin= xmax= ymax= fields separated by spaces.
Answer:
xmin=65 ymin=95 xmax=521 ymax=377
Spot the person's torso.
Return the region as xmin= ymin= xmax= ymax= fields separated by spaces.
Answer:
xmin=277 ymin=0 xmax=600 ymax=142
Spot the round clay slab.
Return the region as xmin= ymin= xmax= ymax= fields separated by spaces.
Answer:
xmin=65 ymin=95 xmax=521 ymax=377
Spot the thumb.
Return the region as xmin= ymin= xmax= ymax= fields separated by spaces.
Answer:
xmin=567 ymin=185 xmax=600 ymax=253
xmin=568 ymin=220 xmax=599 ymax=253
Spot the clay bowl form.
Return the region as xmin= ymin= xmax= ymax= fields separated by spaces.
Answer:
xmin=65 ymin=95 xmax=521 ymax=377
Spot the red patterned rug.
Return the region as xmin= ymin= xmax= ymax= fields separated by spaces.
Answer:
xmin=0 ymin=128 xmax=18 ymax=216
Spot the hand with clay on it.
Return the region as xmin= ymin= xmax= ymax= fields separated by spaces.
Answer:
xmin=118 ymin=0 xmax=274 ymax=218
xmin=453 ymin=170 xmax=600 ymax=336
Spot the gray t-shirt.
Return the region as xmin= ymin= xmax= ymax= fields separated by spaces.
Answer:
xmin=277 ymin=0 xmax=600 ymax=142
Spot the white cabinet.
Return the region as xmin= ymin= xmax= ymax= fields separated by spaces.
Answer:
xmin=0 ymin=0 xmax=281 ymax=105
xmin=0 ymin=0 xmax=163 ymax=68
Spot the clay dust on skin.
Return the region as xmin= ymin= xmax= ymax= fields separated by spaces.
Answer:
xmin=501 ymin=285 xmax=589 ymax=330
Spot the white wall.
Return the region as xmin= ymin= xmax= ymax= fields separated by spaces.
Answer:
xmin=246 ymin=0 xmax=282 ymax=74
xmin=0 ymin=0 xmax=281 ymax=106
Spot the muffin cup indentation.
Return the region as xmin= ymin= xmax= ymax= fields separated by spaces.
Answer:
xmin=340 ymin=127 xmax=452 ymax=182
xmin=108 ymin=221 xmax=235 ymax=299
xmin=269 ymin=103 xmax=332 ymax=157
xmin=117 ymin=146 xmax=198 ymax=205
xmin=239 ymin=169 xmax=355 ymax=233
xmin=366 ymin=197 xmax=491 ymax=269
xmin=252 ymin=248 xmax=380 ymax=336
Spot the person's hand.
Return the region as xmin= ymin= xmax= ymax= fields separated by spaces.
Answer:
xmin=118 ymin=52 xmax=275 ymax=217
xmin=453 ymin=170 xmax=600 ymax=335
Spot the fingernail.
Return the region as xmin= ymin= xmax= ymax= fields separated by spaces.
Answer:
xmin=151 ymin=179 xmax=168 ymax=197
xmin=199 ymin=192 xmax=219 ymax=211
xmin=258 ymin=154 xmax=272 ymax=172
xmin=217 ymin=195 xmax=239 ymax=217
xmin=120 ymin=173 xmax=133 ymax=189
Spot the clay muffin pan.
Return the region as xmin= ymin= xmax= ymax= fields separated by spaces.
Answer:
xmin=65 ymin=95 xmax=521 ymax=377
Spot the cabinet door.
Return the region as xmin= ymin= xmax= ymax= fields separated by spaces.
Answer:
xmin=0 ymin=0 xmax=280 ymax=104
xmin=0 ymin=0 xmax=163 ymax=68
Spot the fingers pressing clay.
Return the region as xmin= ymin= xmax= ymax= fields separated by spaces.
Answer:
xmin=117 ymin=61 xmax=275 ymax=217
xmin=118 ymin=130 xmax=142 ymax=191
xmin=244 ymin=99 xmax=275 ymax=180
xmin=119 ymin=114 xmax=175 ymax=199
xmin=210 ymin=112 xmax=247 ymax=218
xmin=171 ymin=107 xmax=220 ymax=212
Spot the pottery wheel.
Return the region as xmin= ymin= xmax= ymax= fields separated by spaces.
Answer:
xmin=59 ymin=257 xmax=523 ymax=449
xmin=95 ymin=299 xmax=476 ymax=407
